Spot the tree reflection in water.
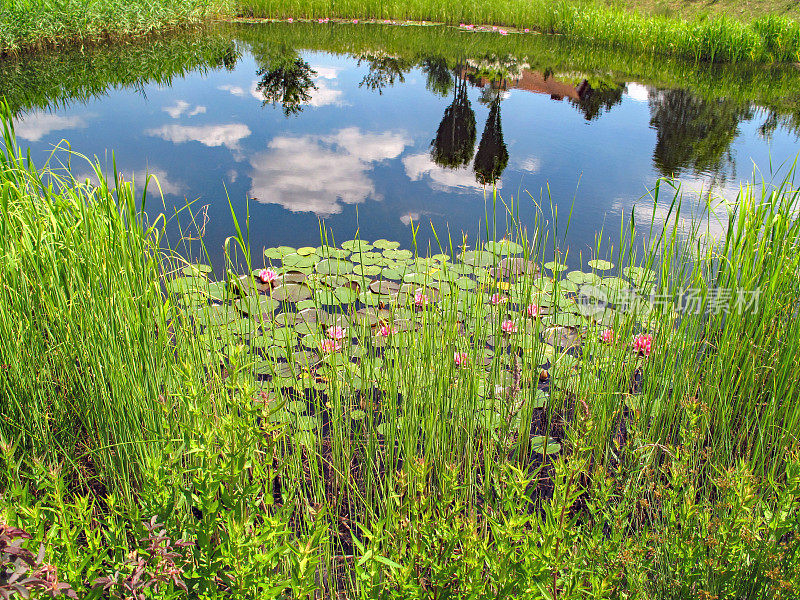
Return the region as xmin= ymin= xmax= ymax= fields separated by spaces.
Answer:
xmin=474 ymin=89 xmax=509 ymax=186
xmin=255 ymin=52 xmax=317 ymax=116
xmin=430 ymin=73 xmax=477 ymax=169
xmin=648 ymin=88 xmax=754 ymax=179
xmin=358 ymin=54 xmax=413 ymax=95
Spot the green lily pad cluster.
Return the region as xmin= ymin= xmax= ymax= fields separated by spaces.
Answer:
xmin=167 ymin=244 xmax=659 ymax=449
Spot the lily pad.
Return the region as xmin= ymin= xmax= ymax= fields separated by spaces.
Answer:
xmin=588 ymin=259 xmax=614 ymax=271
xmin=342 ymin=240 xmax=373 ymax=253
xmin=485 ymin=240 xmax=523 ymax=255
xmin=316 ymin=258 xmax=354 ymax=276
xmin=383 ymin=248 xmax=413 ymax=260
xmin=235 ymin=296 xmax=279 ymax=318
xmin=544 ymin=261 xmax=568 ymax=272
xmin=461 ymin=250 xmax=495 ymax=267
xmin=166 ymin=276 xmax=202 ymax=295
xmin=530 ymin=436 xmax=561 ymax=455
xmin=264 ymin=246 xmax=296 ymax=260
xmin=182 ymin=263 xmax=212 ymax=277
xmin=271 ymin=283 xmax=312 ymax=303
xmin=373 ymin=239 xmax=400 ymax=250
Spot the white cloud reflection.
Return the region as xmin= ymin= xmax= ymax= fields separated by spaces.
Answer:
xmin=74 ymin=167 xmax=184 ymax=197
xmin=163 ymin=101 xmax=206 ymax=118
xmin=402 ymin=153 xmax=484 ymax=192
xmin=218 ymin=84 xmax=247 ymax=97
xmin=626 ymin=83 xmax=650 ymax=103
xmin=145 ymin=123 xmax=251 ymax=149
xmin=247 ymin=74 xmax=344 ymax=109
xmin=12 ymin=111 xmax=88 ymax=142
xmin=248 ymin=128 xmax=410 ymax=216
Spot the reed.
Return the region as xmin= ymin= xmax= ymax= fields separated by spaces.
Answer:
xmin=0 ymin=0 xmax=232 ymax=55
xmin=233 ymin=0 xmax=800 ymax=63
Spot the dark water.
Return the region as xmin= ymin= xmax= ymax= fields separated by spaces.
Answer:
xmin=3 ymin=23 xmax=799 ymax=266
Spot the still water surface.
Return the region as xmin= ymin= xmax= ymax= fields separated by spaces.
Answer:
xmin=5 ymin=23 xmax=799 ymax=266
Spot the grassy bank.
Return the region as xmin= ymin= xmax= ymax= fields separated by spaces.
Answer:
xmin=1 ymin=0 xmax=799 ymax=62
xmin=2 ymin=99 xmax=800 ymax=597
xmin=233 ymin=0 xmax=800 ymax=63
xmin=0 ymin=0 xmax=231 ymax=55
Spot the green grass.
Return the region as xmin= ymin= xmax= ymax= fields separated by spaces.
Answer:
xmin=0 ymin=0 xmax=231 ymax=55
xmin=232 ymin=0 xmax=800 ymax=63
xmin=1 ymin=101 xmax=800 ymax=597
xmin=1 ymin=0 xmax=798 ymax=62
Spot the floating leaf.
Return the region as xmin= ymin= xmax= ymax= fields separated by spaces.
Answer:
xmin=282 ymin=253 xmax=316 ymax=270
xmin=334 ymin=286 xmax=358 ymax=304
xmin=264 ymin=246 xmax=295 ymax=260
xmin=182 ymin=263 xmax=212 ymax=277
xmin=287 ymin=400 xmax=306 ymax=414
xmin=588 ymin=259 xmax=614 ymax=271
xmin=383 ymin=248 xmax=412 ymax=260
xmin=166 ymin=276 xmax=202 ymax=295
xmin=485 ymin=240 xmax=523 ymax=255
xmin=235 ymin=296 xmax=279 ymax=318
xmin=353 ymin=264 xmax=382 ymax=277
xmin=566 ymin=271 xmax=601 ymax=285
xmin=544 ymin=261 xmax=568 ymax=272
xmin=531 ymin=436 xmax=561 ymax=455
xmin=271 ymin=283 xmax=312 ymax=303
xmin=316 ymin=258 xmax=354 ymax=276
xmin=342 ymin=240 xmax=373 ymax=252
xmin=461 ymin=250 xmax=495 ymax=267
xmin=373 ymin=239 xmax=400 ymax=250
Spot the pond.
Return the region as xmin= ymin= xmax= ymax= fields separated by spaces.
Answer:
xmin=2 ymin=22 xmax=799 ymax=268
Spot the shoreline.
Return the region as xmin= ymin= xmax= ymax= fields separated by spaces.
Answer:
xmin=1 ymin=1 xmax=799 ymax=63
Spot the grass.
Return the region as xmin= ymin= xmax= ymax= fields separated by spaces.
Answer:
xmin=1 ymin=97 xmax=800 ymax=597
xmin=1 ymin=0 xmax=799 ymax=62
xmin=0 ymin=0 xmax=231 ymax=55
xmin=604 ymin=0 xmax=800 ymax=23
xmin=232 ymin=0 xmax=800 ymax=63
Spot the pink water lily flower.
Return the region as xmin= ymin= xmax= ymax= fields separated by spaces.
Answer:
xmin=414 ymin=291 xmax=429 ymax=308
xmin=632 ymin=333 xmax=653 ymax=357
xmin=600 ymin=329 xmax=614 ymax=344
xmin=491 ymin=293 xmax=508 ymax=306
xmin=501 ymin=320 xmax=518 ymax=334
xmin=524 ymin=28 xmax=530 ymax=32
xmin=492 ymin=26 xmax=498 ymax=31
xmin=454 ymin=352 xmax=469 ymax=367
xmin=320 ymin=339 xmax=341 ymax=353
xmin=259 ymin=268 xmax=279 ymax=284
xmin=378 ymin=323 xmax=398 ymax=337
xmin=287 ymin=17 xmax=293 ymax=22
xmin=499 ymin=29 xmax=508 ymax=35
xmin=327 ymin=326 xmax=346 ymax=340
xmin=527 ymin=304 xmax=543 ymax=318
xmin=353 ymin=19 xmax=358 ymax=23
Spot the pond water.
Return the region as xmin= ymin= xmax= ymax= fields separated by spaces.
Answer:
xmin=3 ymin=22 xmax=799 ymax=268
